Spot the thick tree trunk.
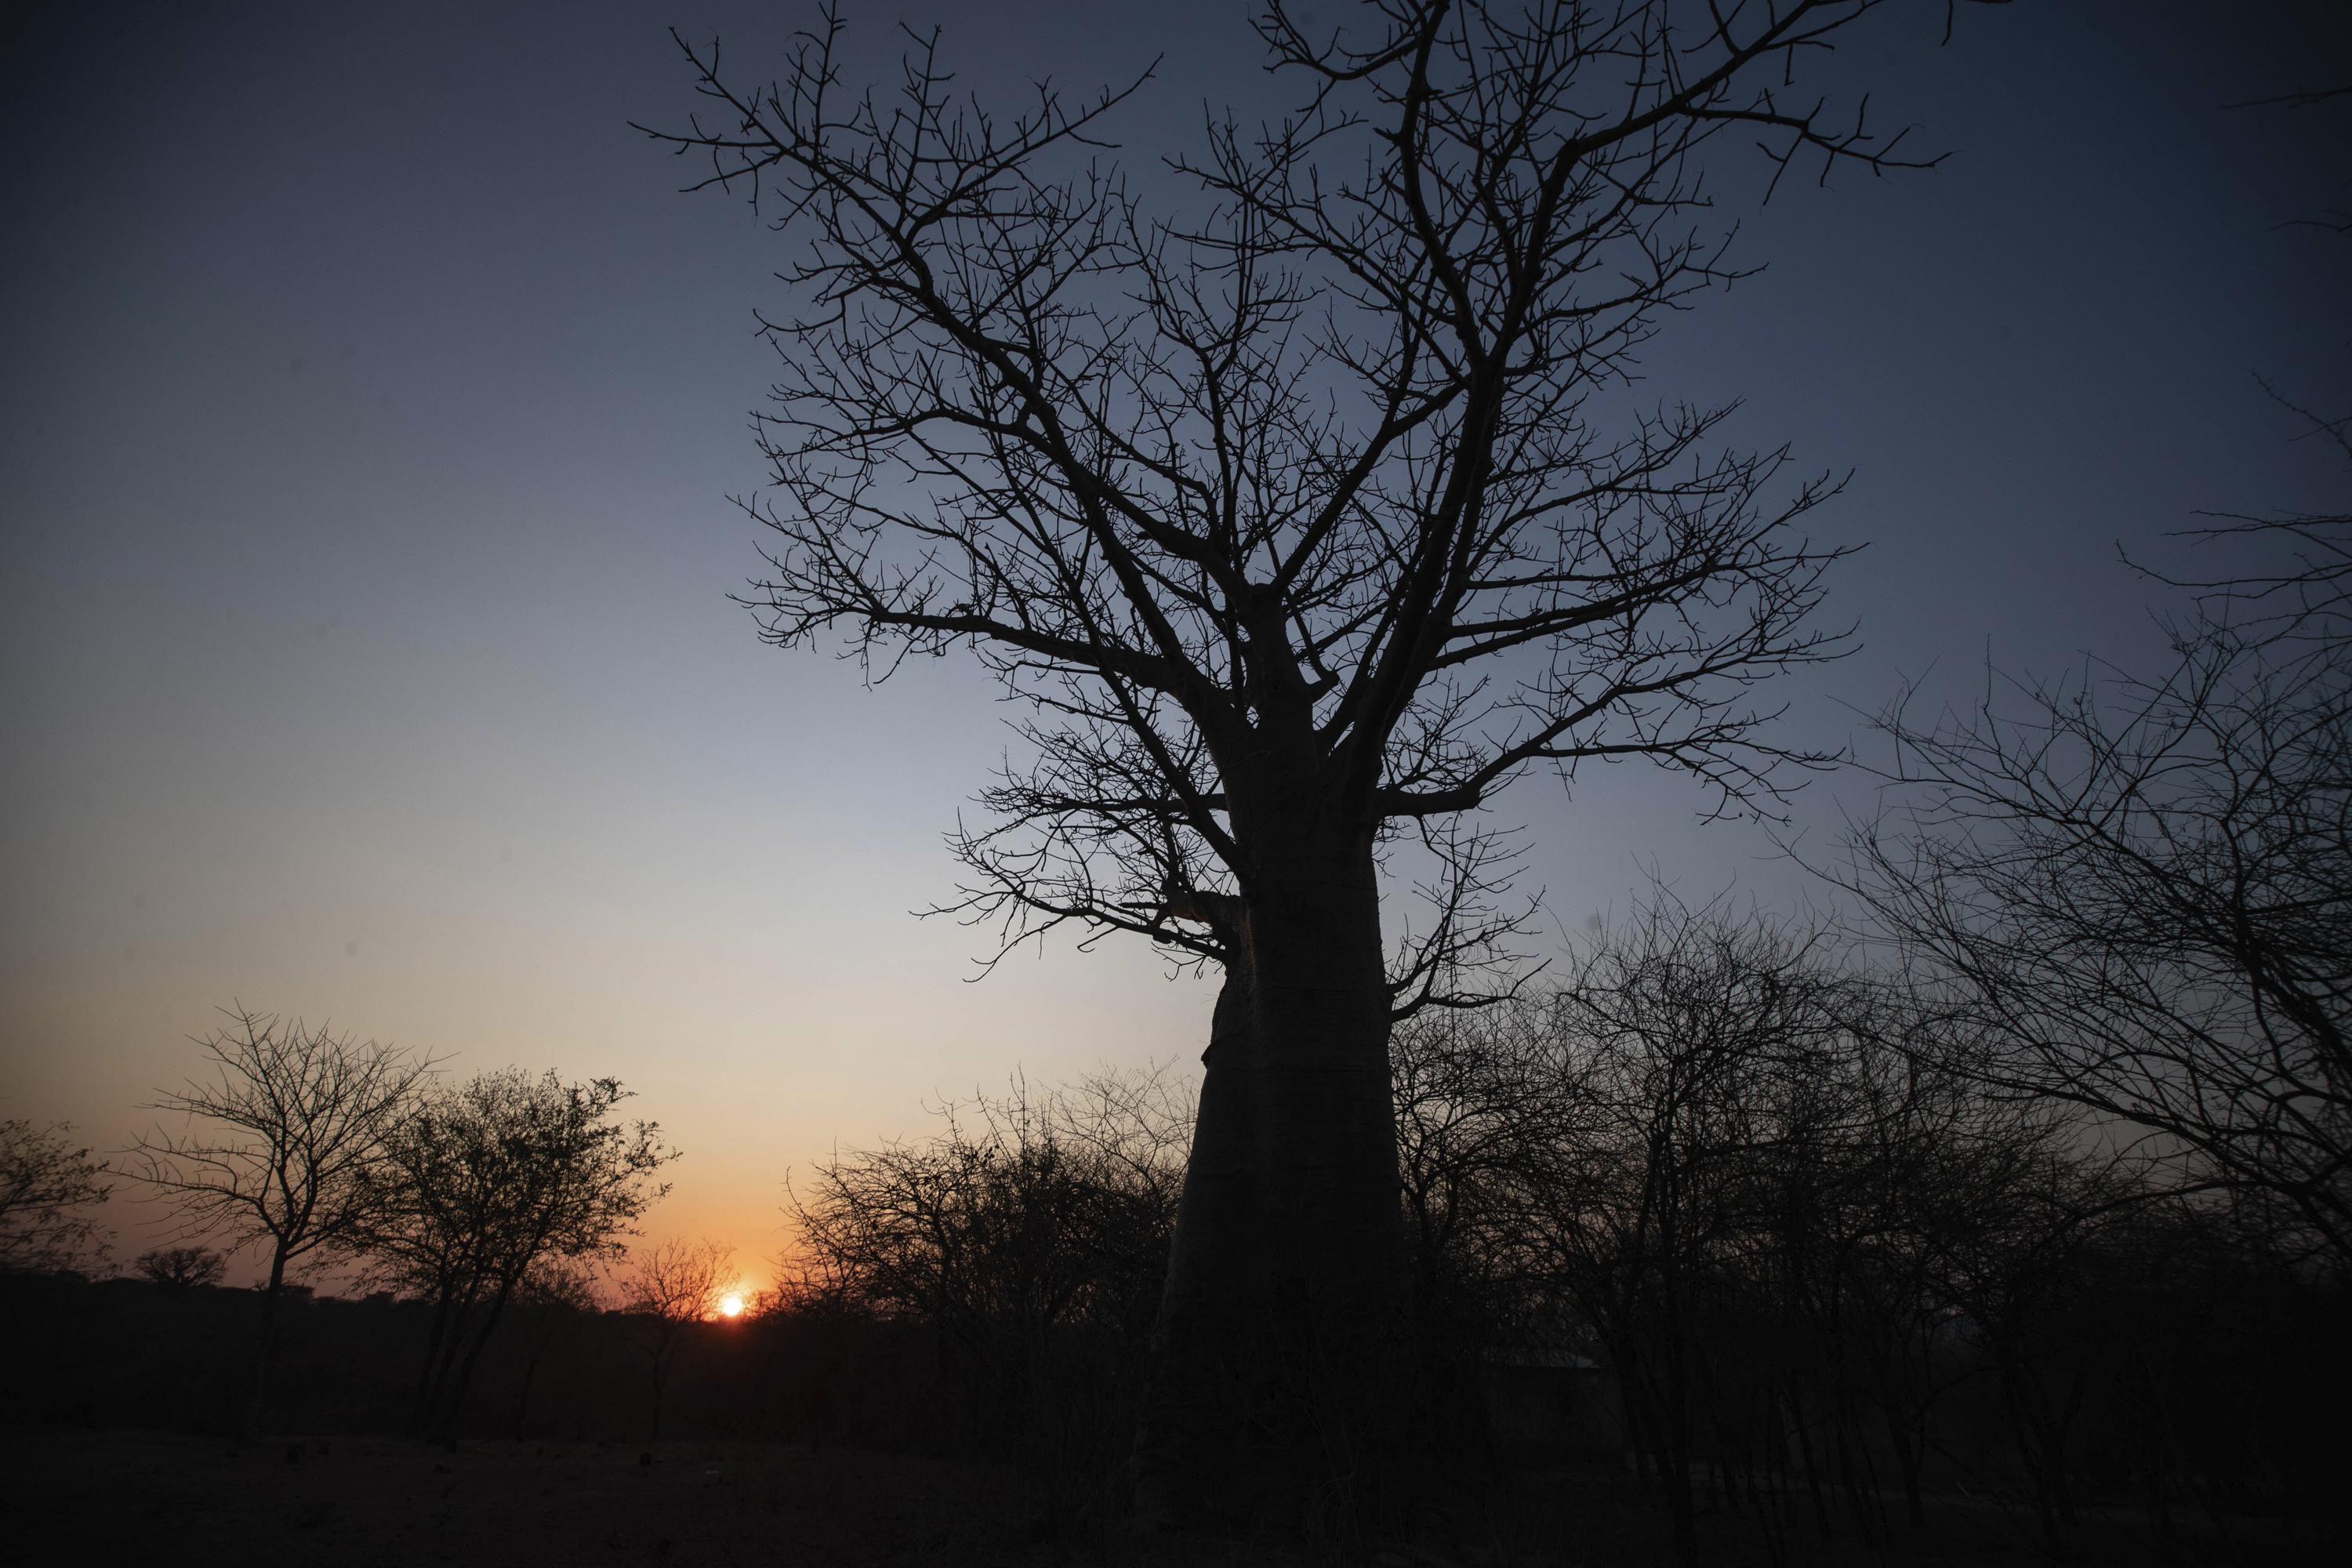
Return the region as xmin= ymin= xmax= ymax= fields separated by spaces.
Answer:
xmin=1245 ymin=823 xmax=1408 ymax=1510
xmin=1134 ymin=961 xmax=1263 ymax=1524
xmin=1135 ymin=814 xmax=1406 ymax=1530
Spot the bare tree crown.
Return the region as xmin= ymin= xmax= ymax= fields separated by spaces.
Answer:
xmin=641 ymin=0 xmax=1933 ymax=978
xmin=125 ymin=1006 xmax=437 ymax=1268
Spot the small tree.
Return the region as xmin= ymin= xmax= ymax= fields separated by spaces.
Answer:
xmin=1406 ymin=898 xmax=2103 ymax=1561
xmin=354 ymin=1069 xmax=677 ymax=1439
xmin=621 ymin=1236 xmax=734 ymax=1441
xmin=0 ymin=1119 xmax=111 ymax=1274
xmin=124 ymin=1006 xmax=435 ymax=1431
xmin=135 ymin=1246 xmax=227 ymax=1291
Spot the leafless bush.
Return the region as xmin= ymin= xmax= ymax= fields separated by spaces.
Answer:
xmin=789 ymin=1065 xmax=1189 ymax=1346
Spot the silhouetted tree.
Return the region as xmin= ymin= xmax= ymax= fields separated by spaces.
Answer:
xmin=1514 ymin=898 xmax=1864 ymax=1565
xmin=788 ymin=1065 xmax=1189 ymax=1508
xmin=1849 ymin=411 xmax=2352 ymax=1269
xmin=621 ymin=1236 xmax=733 ymax=1440
xmin=0 ymin=1118 xmax=111 ymax=1273
xmin=353 ymin=1069 xmax=678 ymax=1439
xmin=1386 ymin=889 xmax=2132 ymax=1563
xmin=123 ymin=1006 xmax=434 ymax=1432
xmin=644 ymin=0 xmax=1956 ymax=1515
xmin=134 ymin=1246 xmax=227 ymax=1291
xmin=789 ymin=1069 xmax=1187 ymax=1352
xmin=1794 ymin=975 xmax=2026 ymax=1534
xmin=1921 ymin=1142 xmax=2148 ymax=1551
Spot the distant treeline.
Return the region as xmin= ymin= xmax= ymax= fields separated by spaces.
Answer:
xmin=8 ymin=900 xmax=2344 ymax=1562
xmin=0 ymin=1271 xmax=916 ymax=1450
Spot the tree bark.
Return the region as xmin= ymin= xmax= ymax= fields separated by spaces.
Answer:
xmin=434 ymin=1276 xmax=520 ymax=1442
xmin=1136 ymin=811 xmax=1407 ymax=1530
xmin=1243 ymin=822 xmax=1408 ymax=1491
xmin=408 ymin=1282 xmax=459 ymax=1438
xmin=1134 ymin=959 xmax=1263 ymax=1525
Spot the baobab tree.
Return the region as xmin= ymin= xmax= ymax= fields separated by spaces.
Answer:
xmin=644 ymin=0 xmax=1957 ymax=1515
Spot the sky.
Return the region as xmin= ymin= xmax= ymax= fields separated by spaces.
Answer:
xmin=3 ymin=0 xmax=2347 ymax=1287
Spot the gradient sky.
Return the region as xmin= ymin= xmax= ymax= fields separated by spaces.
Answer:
xmin=4 ymin=1 xmax=2347 ymax=1285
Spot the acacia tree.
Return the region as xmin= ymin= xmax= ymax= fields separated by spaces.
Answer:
xmin=0 ymin=1118 xmax=111 ymax=1273
xmin=135 ymin=1246 xmax=228 ymax=1290
xmin=645 ymin=0 xmax=1951 ymax=1507
xmin=125 ymin=1007 xmax=435 ymax=1432
xmin=354 ymin=1069 xmax=677 ymax=1440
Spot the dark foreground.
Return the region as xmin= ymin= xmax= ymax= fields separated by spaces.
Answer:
xmin=13 ymin=1428 xmax=2339 ymax=1567
xmin=17 ymin=1430 xmax=1135 ymax=1568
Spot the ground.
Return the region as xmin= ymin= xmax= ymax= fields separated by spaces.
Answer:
xmin=4 ymin=1428 xmax=2335 ymax=1566
xmin=8 ymin=1430 xmax=1225 ymax=1568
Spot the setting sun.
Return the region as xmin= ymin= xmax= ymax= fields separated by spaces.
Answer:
xmin=717 ymin=1294 xmax=744 ymax=1319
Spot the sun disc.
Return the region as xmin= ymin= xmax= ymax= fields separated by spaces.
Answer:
xmin=719 ymin=1294 xmax=744 ymax=1318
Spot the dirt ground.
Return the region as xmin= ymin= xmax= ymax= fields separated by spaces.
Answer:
xmin=5 ymin=1427 xmax=2337 ymax=1567
xmin=6 ymin=1429 xmax=1181 ymax=1568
